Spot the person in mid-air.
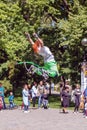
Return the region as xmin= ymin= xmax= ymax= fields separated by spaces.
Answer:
xmin=25 ymin=32 xmax=59 ymax=80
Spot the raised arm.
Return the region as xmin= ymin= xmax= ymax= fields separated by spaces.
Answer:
xmin=25 ymin=32 xmax=34 ymax=45
xmin=33 ymin=33 xmax=44 ymax=47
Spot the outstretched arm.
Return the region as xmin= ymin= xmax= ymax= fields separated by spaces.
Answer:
xmin=33 ymin=33 xmax=44 ymax=47
xmin=25 ymin=32 xmax=34 ymax=45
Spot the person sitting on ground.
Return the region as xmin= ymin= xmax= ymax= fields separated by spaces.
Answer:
xmin=8 ymin=91 xmax=14 ymax=109
xmin=43 ymin=88 xmax=49 ymax=109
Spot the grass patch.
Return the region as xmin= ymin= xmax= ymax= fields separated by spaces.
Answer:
xmin=5 ymin=97 xmax=22 ymax=106
xmin=4 ymin=95 xmax=74 ymax=110
xmin=49 ymin=95 xmax=61 ymax=108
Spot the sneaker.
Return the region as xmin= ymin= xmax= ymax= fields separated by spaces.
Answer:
xmin=24 ymin=111 xmax=27 ymax=113
xmin=24 ymin=110 xmax=30 ymax=113
xmin=73 ymin=112 xmax=77 ymax=114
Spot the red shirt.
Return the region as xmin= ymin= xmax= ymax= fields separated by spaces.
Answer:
xmin=32 ymin=40 xmax=41 ymax=53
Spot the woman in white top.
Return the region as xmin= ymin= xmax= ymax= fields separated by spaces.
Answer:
xmin=22 ymin=84 xmax=29 ymax=113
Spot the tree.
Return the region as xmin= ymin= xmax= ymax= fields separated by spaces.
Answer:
xmin=0 ymin=0 xmax=87 ymax=91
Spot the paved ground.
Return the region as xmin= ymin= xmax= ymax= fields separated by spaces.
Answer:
xmin=0 ymin=108 xmax=87 ymax=130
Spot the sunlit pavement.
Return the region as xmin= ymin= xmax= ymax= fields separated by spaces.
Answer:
xmin=0 ymin=108 xmax=86 ymax=130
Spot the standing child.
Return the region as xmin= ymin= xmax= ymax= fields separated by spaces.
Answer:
xmin=22 ymin=84 xmax=30 ymax=113
xmin=8 ymin=91 xmax=14 ymax=109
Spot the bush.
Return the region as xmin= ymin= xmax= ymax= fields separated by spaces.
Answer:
xmin=0 ymin=78 xmax=12 ymax=96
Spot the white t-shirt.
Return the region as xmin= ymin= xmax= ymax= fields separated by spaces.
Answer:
xmin=51 ymin=83 xmax=54 ymax=88
xmin=31 ymin=86 xmax=37 ymax=98
xmin=38 ymin=46 xmax=55 ymax=63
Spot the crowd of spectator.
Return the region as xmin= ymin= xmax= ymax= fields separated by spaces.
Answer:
xmin=0 ymin=79 xmax=87 ymax=119
xmin=59 ymin=78 xmax=87 ymax=118
xmin=22 ymin=80 xmax=49 ymax=113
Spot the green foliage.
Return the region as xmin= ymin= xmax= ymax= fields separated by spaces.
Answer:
xmin=0 ymin=78 xmax=12 ymax=91
xmin=0 ymin=0 xmax=87 ymax=91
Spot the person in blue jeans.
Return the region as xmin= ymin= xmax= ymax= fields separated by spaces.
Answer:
xmin=38 ymin=81 xmax=44 ymax=108
xmin=8 ymin=91 xmax=14 ymax=109
xmin=31 ymin=82 xmax=37 ymax=107
xmin=0 ymin=83 xmax=6 ymax=109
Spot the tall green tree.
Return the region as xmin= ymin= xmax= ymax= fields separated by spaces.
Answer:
xmin=0 ymin=0 xmax=87 ymax=90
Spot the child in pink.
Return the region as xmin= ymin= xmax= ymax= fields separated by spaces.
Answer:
xmin=0 ymin=97 xmax=3 ymax=111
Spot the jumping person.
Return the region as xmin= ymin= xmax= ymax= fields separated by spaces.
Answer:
xmin=25 ymin=32 xmax=59 ymax=80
